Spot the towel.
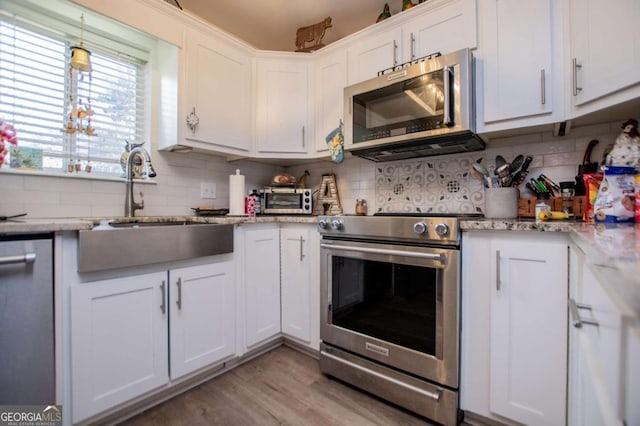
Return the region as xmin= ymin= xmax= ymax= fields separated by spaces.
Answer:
xmin=325 ymin=123 xmax=344 ymax=164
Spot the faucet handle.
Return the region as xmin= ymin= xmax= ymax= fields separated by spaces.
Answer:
xmin=134 ymin=191 xmax=144 ymax=211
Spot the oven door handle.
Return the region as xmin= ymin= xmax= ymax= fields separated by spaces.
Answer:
xmin=320 ymin=243 xmax=446 ymax=264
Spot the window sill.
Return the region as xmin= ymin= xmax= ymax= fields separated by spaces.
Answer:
xmin=0 ymin=168 xmax=158 ymax=185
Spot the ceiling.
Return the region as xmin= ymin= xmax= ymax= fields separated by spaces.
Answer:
xmin=176 ymin=0 xmax=405 ymax=52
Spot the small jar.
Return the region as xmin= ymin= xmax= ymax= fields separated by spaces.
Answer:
xmin=535 ymin=193 xmax=551 ymax=222
xmin=355 ymin=199 xmax=367 ymax=216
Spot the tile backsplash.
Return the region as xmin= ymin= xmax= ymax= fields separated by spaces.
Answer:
xmin=0 ymin=119 xmax=629 ymax=218
xmin=287 ymin=120 xmax=627 ymax=215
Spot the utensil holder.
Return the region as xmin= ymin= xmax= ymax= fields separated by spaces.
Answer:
xmin=484 ymin=187 xmax=518 ymax=219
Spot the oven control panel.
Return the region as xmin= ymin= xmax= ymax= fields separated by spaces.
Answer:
xmin=317 ymin=215 xmax=460 ymax=245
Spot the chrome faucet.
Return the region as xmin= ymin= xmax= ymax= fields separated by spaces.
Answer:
xmin=124 ymin=143 xmax=157 ymax=217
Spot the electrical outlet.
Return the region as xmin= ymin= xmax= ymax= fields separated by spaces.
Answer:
xmin=200 ymin=182 xmax=216 ymax=199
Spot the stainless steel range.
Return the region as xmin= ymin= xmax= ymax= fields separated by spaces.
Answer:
xmin=317 ymin=213 xmax=473 ymax=425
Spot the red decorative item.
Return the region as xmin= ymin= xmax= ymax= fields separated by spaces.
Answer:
xmin=0 ymin=119 xmax=18 ymax=167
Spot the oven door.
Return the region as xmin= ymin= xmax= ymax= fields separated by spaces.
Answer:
xmin=320 ymin=237 xmax=459 ymax=388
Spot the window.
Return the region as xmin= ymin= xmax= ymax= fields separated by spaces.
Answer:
xmin=0 ymin=6 xmax=149 ymax=177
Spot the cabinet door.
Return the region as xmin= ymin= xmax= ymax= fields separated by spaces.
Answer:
xmin=569 ymin=0 xmax=640 ymax=107
xmin=70 ymin=272 xmax=169 ymax=423
xmin=403 ymin=0 xmax=477 ymax=61
xmin=169 ymin=261 xmax=235 ymax=380
xmin=313 ymin=49 xmax=347 ymax=154
xmin=255 ymin=58 xmax=309 ymax=154
xmin=480 ymin=0 xmax=556 ymax=126
xmin=490 ymin=238 xmax=567 ymax=425
xmin=280 ymin=227 xmax=311 ymax=343
xmin=183 ymin=29 xmax=252 ymax=154
xmin=243 ymin=226 xmax=281 ymax=348
xmin=347 ymin=27 xmax=402 ymax=85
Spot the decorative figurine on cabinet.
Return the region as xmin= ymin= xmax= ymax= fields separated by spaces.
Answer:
xmin=295 ymin=17 xmax=332 ymax=52
xmin=377 ymin=3 xmax=391 ymax=22
xmin=402 ymin=0 xmax=417 ymax=11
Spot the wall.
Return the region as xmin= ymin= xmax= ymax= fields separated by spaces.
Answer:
xmin=286 ymin=120 xmax=623 ymax=215
xmin=0 ymin=148 xmax=280 ymax=219
xmin=0 ymin=119 xmax=626 ymax=219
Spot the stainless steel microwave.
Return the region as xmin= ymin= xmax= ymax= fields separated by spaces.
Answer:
xmin=262 ymin=187 xmax=312 ymax=215
xmin=344 ymin=48 xmax=484 ymax=162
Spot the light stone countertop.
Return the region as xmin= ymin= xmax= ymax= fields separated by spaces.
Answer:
xmin=0 ymin=215 xmax=319 ymax=234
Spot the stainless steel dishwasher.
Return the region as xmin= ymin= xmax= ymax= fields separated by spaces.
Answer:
xmin=0 ymin=233 xmax=55 ymax=404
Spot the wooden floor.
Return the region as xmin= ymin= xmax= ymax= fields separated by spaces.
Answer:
xmin=123 ymin=346 xmax=436 ymax=426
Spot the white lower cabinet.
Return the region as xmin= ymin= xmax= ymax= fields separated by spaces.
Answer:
xmin=568 ymin=244 xmax=639 ymax=426
xmin=70 ymin=259 xmax=235 ymax=423
xmin=242 ymin=225 xmax=281 ymax=348
xmin=169 ymin=262 xmax=236 ymax=380
xmin=280 ymin=225 xmax=319 ymax=348
xmin=461 ymin=231 xmax=568 ymax=426
xmin=70 ymin=272 xmax=169 ymax=423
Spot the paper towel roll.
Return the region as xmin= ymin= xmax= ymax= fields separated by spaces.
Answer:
xmin=229 ymin=169 xmax=245 ymax=216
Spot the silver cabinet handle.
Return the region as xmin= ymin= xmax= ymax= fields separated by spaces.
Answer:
xmin=0 ymin=253 xmax=36 ymax=265
xmin=569 ymin=298 xmax=598 ymax=328
xmin=540 ymin=69 xmax=546 ymax=105
xmin=572 ymin=58 xmax=582 ymax=96
xmin=299 ymin=236 xmax=306 ymax=261
xmin=176 ymin=277 xmax=182 ymax=310
xmin=302 ymin=126 xmax=305 ymax=148
xmin=410 ymin=32 xmax=416 ymax=60
xmin=186 ymin=107 xmax=199 ymax=134
xmin=160 ymin=280 xmax=166 ymax=314
xmin=393 ymin=40 xmax=398 ymax=66
xmin=443 ymin=66 xmax=453 ymax=126
xmin=496 ymin=250 xmax=501 ymax=291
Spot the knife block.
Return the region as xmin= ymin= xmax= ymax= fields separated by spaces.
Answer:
xmin=518 ymin=196 xmax=586 ymax=219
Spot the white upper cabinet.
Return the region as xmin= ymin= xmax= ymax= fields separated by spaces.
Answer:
xmin=569 ymin=0 xmax=640 ymax=114
xmin=313 ymin=48 xmax=348 ymax=154
xmin=402 ymin=0 xmax=477 ymax=61
xmin=477 ymin=0 xmax=564 ymax=132
xmin=255 ymin=55 xmax=310 ymax=155
xmin=347 ymin=26 xmax=403 ymax=85
xmin=347 ymin=0 xmax=477 ymax=86
xmin=179 ymin=28 xmax=252 ymax=155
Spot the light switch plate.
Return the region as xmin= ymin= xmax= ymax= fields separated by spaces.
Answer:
xmin=200 ymin=182 xmax=216 ymax=199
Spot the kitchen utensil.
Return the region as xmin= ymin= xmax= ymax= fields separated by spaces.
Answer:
xmin=469 ymin=164 xmax=485 ymax=183
xmin=495 ymin=162 xmax=512 ymax=187
xmin=495 ymin=155 xmax=507 ymax=171
xmin=525 ymin=181 xmax=541 ymax=195
xmin=510 ymin=155 xmax=524 ymax=173
xmin=0 ymin=213 xmax=26 ymax=221
xmin=510 ymin=156 xmax=533 ymax=187
xmin=576 ymin=139 xmax=599 ymax=195
xmin=473 ymin=162 xmax=491 ymax=179
xmin=539 ymin=174 xmax=561 ymax=193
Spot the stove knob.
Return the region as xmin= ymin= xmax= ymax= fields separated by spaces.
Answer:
xmin=434 ymin=223 xmax=450 ymax=237
xmin=413 ymin=222 xmax=428 ymax=235
xmin=318 ymin=220 xmax=328 ymax=229
xmin=330 ymin=220 xmax=343 ymax=230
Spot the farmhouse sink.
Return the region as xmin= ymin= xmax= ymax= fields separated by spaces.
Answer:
xmin=78 ymin=222 xmax=233 ymax=272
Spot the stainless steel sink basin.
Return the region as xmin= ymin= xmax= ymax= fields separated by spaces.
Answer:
xmin=78 ymin=222 xmax=233 ymax=272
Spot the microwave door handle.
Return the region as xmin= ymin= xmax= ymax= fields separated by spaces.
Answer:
xmin=443 ymin=66 xmax=453 ymax=127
